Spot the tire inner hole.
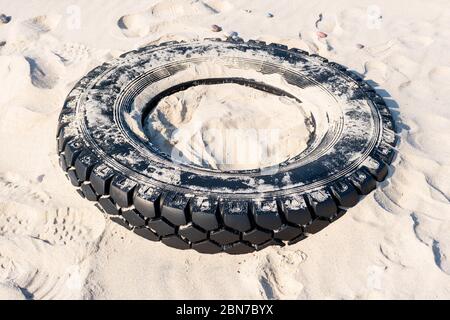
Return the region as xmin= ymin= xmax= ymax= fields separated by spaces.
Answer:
xmin=142 ymin=78 xmax=316 ymax=172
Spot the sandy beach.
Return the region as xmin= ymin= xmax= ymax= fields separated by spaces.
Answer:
xmin=0 ymin=0 xmax=450 ymax=299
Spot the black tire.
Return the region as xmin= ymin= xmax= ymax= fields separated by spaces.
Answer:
xmin=56 ymin=38 xmax=398 ymax=254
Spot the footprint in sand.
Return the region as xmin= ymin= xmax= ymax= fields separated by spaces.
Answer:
xmin=22 ymin=14 xmax=61 ymax=33
xmin=117 ymin=0 xmax=223 ymax=38
xmin=384 ymin=54 xmax=419 ymax=80
xmin=256 ymin=249 xmax=307 ymax=299
xmin=373 ymin=189 xmax=407 ymax=216
xmin=428 ymin=66 xmax=450 ymax=84
xmin=0 ymin=192 xmax=105 ymax=299
xmin=364 ymin=60 xmax=389 ymax=82
xmin=0 ymin=283 xmax=27 ymax=300
xmin=0 ymin=200 xmax=105 ymax=247
xmin=411 ymin=213 xmax=450 ymax=275
xmin=337 ymin=7 xmax=372 ymax=33
xmin=0 ymin=237 xmax=89 ymax=299
xmin=146 ymin=0 xmax=219 ymax=18
xmin=0 ymin=56 xmax=31 ymax=104
xmin=205 ymin=0 xmax=233 ymax=12
xmin=425 ymin=173 xmax=450 ymax=204
xmin=413 ymin=131 xmax=450 ymax=160
xmin=0 ymin=172 xmax=51 ymax=206
xmin=398 ymin=35 xmax=434 ymax=49
xmin=1 ymin=14 xmax=87 ymax=91
xmin=0 ymin=202 xmax=42 ymax=236
xmin=24 ymin=54 xmax=62 ymax=89
xmin=51 ymin=42 xmax=91 ymax=66
xmin=366 ymin=40 xmax=398 ymax=59
xmin=37 ymin=207 xmax=105 ymax=246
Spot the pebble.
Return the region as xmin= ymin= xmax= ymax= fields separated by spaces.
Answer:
xmin=227 ymin=31 xmax=239 ymax=38
xmin=298 ymin=32 xmax=302 ymax=40
xmin=0 ymin=14 xmax=11 ymax=24
xmin=356 ymin=43 xmax=365 ymax=49
xmin=211 ymin=24 xmax=222 ymax=32
xmin=317 ymin=31 xmax=328 ymax=38
xmin=0 ymin=41 xmax=5 ymax=47
xmin=244 ymin=9 xmax=252 ymax=13
xmin=266 ymin=12 xmax=274 ymax=18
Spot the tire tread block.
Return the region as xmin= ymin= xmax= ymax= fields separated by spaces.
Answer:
xmin=161 ymin=192 xmax=189 ymax=226
xmin=74 ymin=151 xmax=98 ymax=181
xmin=134 ymin=227 xmax=159 ymax=241
xmin=80 ymin=183 xmax=98 ymax=201
xmin=110 ymin=175 xmax=136 ymax=208
xmin=305 ymin=219 xmax=330 ymax=234
xmin=256 ymin=239 xmax=285 ymax=251
xmin=122 ymin=209 xmax=146 ymax=228
xmin=242 ymin=229 xmax=272 ymax=245
xmin=162 ymin=235 xmax=190 ymax=250
xmin=224 ymin=242 xmax=255 ymax=255
xmin=57 ymin=127 xmax=74 ymax=153
xmin=192 ymin=240 xmax=222 ymax=254
xmin=279 ymin=196 xmax=312 ymax=225
xmin=64 ymin=139 xmax=82 ymax=167
xmin=364 ymin=155 xmax=389 ymax=182
xmin=288 ymin=234 xmax=308 ymax=245
xmin=90 ymin=164 xmax=115 ymax=195
xmin=191 ymin=197 xmax=219 ymax=231
xmin=222 ymin=201 xmax=251 ymax=232
xmin=179 ymin=223 xmax=207 ymax=243
xmin=67 ymin=169 xmax=80 ymax=187
xmin=110 ymin=217 xmax=132 ymax=230
xmin=349 ymin=169 xmax=377 ymax=195
xmin=133 ymin=186 xmax=161 ymax=219
xmin=147 ymin=218 xmax=176 ymax=237
xmin=253 ymin=200 xmax=282 ymax=230
xmin=59 ymin=154 xmax=68 ymax=171
xmin=210 ymin=229 xmax=240 ymax=245
xmin=307 ymin=190 xmax=338 ymax=219
xmin=330 ymin=180 xmax=359 ymax=208
xmin=98 ymin=197 xmax=119 ymax=215
xmin=274 ymin=225 xmax=303 ymax=241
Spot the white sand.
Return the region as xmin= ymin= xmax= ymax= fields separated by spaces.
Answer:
xmin=145 ymin=83 xmax=313 ymax=171
xmin=0 ymin=0 xmax=450 ymax=299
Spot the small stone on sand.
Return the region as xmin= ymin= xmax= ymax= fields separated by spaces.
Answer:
xmin=317 ymin=31 xmax=328 ymax=38
xmin=0 ymin=14 xmax=11 ymax=24
xmin=356 ymin=43 xmax=365 ymax=49
xmin=227 ymin=31 xmax=238 ymax=38
xmin=266 ymin=13 xmax=274 ymax=18
xmin=211 ymin=24 xmax=222 ymax=32
xmin=0 ymin=41 xmax=5 ymax=47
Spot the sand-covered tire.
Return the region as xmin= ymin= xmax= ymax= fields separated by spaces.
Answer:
xmin=56 ymin=38 xmax=398 ymax=254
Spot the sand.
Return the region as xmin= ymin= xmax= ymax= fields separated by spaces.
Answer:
xmin=0 ymin=0 xmax=450 ymax=299
xmin=145 ymin=83 xmax=313 ymax=171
